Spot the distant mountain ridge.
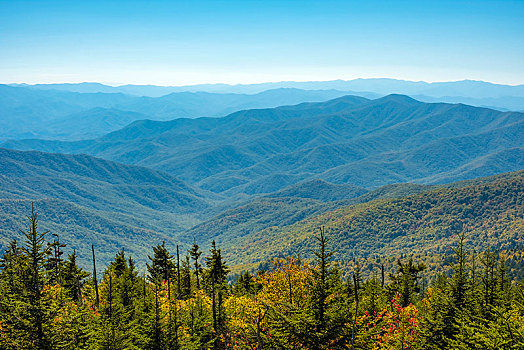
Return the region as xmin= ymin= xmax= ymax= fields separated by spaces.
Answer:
xmin=4 ymin=79 xmax=524 ymax=142
xmin=0 ymin=148 xmax=215 ymax=266
xmin=218 ymin=170 xmax=524 ymax=274
xmin=4 ymin=94 xmax=523 ymax=198
xmin=12 ymin=78 xmax=524 ymax=110
xmin=0 ymin=85 xmax=356 ymax=140
xmin=13 ymin=78 xmax=524 ymax=98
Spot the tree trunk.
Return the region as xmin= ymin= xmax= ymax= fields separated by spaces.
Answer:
xmin=92 ymin=245 xmax=100 ymax=308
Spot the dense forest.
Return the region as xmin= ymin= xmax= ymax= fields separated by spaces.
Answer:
xmin=1 ymin=206 xmax=523 ymax=349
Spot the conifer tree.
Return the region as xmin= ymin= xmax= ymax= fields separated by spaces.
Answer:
xmin=46 ymin=233 xmax=65 ymax=285
xmin=180 ymin=254 xmax=192 ymax=299
xmin=20 ymin=203 xmax=52 ymax=349
xmin=0 ymin=240 xmax=30 ymax=347
xmin=204 ymin=241 xmax=229 ymax=349
xmin=147 ymin=242 xmax=175 ymax=284
xmin=189 ymin=242 xmax=203 ymax=290
xmin=388 ymin=258 xmax=426 ymax=307
xmin=310 ymin=226 xmax=345 ymax=348
xmin=62 ymin=250 xmax=89 ymax=303
xmin=176 ymin=245 xmax=181 ymax=299
xmin=92 ymin=244 xmax=100 ymax=308
xmin=450 ymin=231 xmax=469 ymax=311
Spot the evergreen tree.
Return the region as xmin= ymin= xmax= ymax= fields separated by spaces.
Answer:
xmin=180 ymin=254 xmax=192 ymax=299
xmin=232 ymin=271 xmax=261 ymax=296
xmin=450 ymin=231 xmax=469 ymax=311
xmin=189 ymin=243 xmax=203 ymax=290
xmin=62 ymin=250 xmax=89 ymax=303
xmin=46 ymin=233 xmax=65 ymax=285
xmin=388 ymin=258 xmax=426 ymax=307
xmin=311 ymin=227 xmax=333 ymax=333
xmin=309 ymin=226 xmax=345 ymax=348
xmin=0 ymin=240 xmax=31 ymax=348
xmin=147 ymin=242 xmax=175 ymax=284
xmin=20 ymin=204 xmax=53 ymax=349
xmin=204 ymin=241 xmax=229 ymax=349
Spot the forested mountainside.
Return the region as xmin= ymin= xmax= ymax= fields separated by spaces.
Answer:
xmin=0 ymin=147 xmax=432 ymax=268
xmin=1 ymin=203 xmax=523 ymax=349
xmin=0 ymin=84 xmax=351 ymax=140
xmin=189 ymin=171 xmax=524 ymax=266
xmin=2 ymin=143 xmax=522 ymax=281
xmin=188 ymin=182 xmax=436 ymax=253
xmin=0 ymin=148 xmax=215 ymax=265
xmin=5 ymin=94 xmax=523 ymax=197
xmin=213 ymin=171 xmax=524 ymax=277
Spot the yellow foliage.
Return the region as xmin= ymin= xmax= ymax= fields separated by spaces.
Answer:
xmin=256 ymin=257 xmax=312 ymax=309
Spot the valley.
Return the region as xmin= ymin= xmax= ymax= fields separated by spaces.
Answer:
xmin=1 ymin=89 xmax=523 ymax=271
xmin=4 ymin=94 xmax=523 ymax=198
xmin=3 ymin=1 xmax=524 ymax=347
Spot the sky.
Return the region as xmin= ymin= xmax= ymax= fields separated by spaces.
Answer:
xmin=1 ymin=0 xmax=523 ymax=86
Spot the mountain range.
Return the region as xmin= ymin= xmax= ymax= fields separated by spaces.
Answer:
xmin=2 ymin=145 xmax=521 ymax=275
xmin=12 ymin=78 xmax=524 ymax=110
xmin=215 ymin=170 xmax=524 ymax=276
xmin=4 ymin=79 xmax=524 ymax=141
xmin=0 ymin=148 xmax=215 ymax=265
xmin=5 ymin=94 xmax=523 ymax=198
xmin=0 ymin=146 xmax=401 ymax=267
xmin=1 ymin=85 xmax=523 ymax=272
xmin=0 ymin=84 xmax=355 ymax=140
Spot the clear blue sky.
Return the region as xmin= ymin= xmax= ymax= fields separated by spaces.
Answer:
xmin=1 ymin=0 xmax=523 ymax=85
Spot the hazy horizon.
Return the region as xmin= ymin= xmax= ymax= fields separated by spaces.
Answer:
xmin=5 ymin=77 xmax=524 ymax=88
xmin=1 ymin=0 xmax=523 ymax=86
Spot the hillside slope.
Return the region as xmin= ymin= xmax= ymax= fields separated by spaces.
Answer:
xmin=188 ymin=181 xmax=435 ymax=250
xmin=217 ymin=171 xmax=524 ymax=274
xmin=5 ymin=95 xmax=523 ymax=197
xmin=0 ymin=84 xmax=353 ymax=140
xmin=0 ymin=148 xmax=215 ymax=267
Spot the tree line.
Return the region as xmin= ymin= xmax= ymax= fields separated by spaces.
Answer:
xmin=0 ymin=206 xmax=523 ymax=349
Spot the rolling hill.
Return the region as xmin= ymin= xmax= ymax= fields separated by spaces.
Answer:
xmin=0 ymin=148 xmax=216 ymax=267
xmin=187 ymin=180 xmax=436 ymax=252
xmin=5 ymin=94 xmax=523 ymax=198
xmin=215 ymin=171 xmax=524 ymax=275
xmin=0 ymin=84 xmax=354 ymax=140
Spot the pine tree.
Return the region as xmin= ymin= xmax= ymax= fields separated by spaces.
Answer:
xmin=46 ymin=233 xmax=65 ymax=285
xmin=189 ymin=243 xmax=203 ymax=290
xmin=91 ymin=250 xmax=143 ymax=349
xmin=180 ymin=254 xmax=192 ymax=299
xmin=388 ymin=258 xmax=426 ymax=307
xmin=310 ymin=226 xmax=345 ymax=348
xmin=20 ymin=203 xmax=53 ymax=349
xmin=147 ymin=242 xmax=175 ymax=284
xmin=311 ymin=227 xmax=333 ymax=332
xmin=0 ymin=240 xmax=31 ymax=348
xmin=232 ymin=271 xmax=260 ymax=296
xmin=62 ymin=250 xmax=89 ymax=303
xmin=204 ymin=241 xmax=229 ymax=349
xmin=450 ymin=231 xmax=469 ymax=311
xmin=92 ymin=244 xmax=100 ymax=308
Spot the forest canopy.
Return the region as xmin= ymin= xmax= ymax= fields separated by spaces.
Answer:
xmin=1 ymin=205 xmax=523 ymax=349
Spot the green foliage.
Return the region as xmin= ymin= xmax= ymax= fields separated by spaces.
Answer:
xmin=0 ymin=147 xmax=209 ymax=269
xmin=146 ymin=242 xmax=175 ymax=285
xmin=1 ymin=183 xmax=524 ymax=349
xmin=388 ymin=258 xmax=426 ymax=307
xmin=225 ymin=172 xmax=524 ymax=279
xmin=5 ymin=94 xmax=523 ymax=198
xmin=203 ymin=241 xmax=229 ymax=349
xmin=62 ymin=250 xmax=90 ymax=302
